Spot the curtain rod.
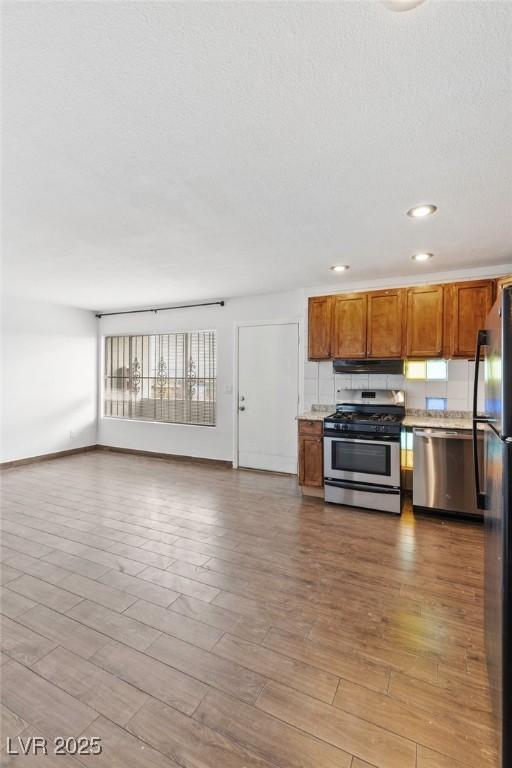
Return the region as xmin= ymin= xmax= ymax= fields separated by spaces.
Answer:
xmin=95 ymin=300 xmax=225 ymax=319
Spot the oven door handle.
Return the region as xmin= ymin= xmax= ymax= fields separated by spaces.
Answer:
xmin=323 ymin=436 xmax=399 ymax=447
xmin=324 ymin=479 xmax=400 ymax=495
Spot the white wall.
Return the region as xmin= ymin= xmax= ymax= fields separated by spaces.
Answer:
xmin=97 ymin=290 xmax=303 ymax=462
xmin=308 ymin=262 xmax=511 ymax=298
xmin=2 ymin=267 xmax=503 ymax=464
xmin=98 ymin=268 xmax=505 ymax=463
xmin=0 ymin=295 xmax=98 ymax=463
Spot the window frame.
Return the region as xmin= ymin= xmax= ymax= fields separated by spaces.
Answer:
xmin=405 ymin=359 xmax=448 ymax=382
xmin=425 ymin=396 xmax=448 ymax=411
xmin=102 ymin=330 xmax=217 ymax=428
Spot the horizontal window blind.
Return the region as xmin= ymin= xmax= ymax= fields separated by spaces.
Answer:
xmin=104 ymin=331 xmax=216 ymax=426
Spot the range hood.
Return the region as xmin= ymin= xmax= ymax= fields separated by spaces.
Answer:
xmin=333 ymin=359 xmax=404 ymax=375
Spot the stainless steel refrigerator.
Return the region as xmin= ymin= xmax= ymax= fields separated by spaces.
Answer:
xmin=473 ymin=284 xmax=512 ymax=768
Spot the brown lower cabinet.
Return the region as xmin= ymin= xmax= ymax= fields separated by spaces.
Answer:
xmin=298 ymin=420 xmax=323 ymax=488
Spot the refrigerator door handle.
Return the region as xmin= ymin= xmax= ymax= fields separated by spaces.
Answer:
xmin=473 ymin=328 xmax=489 ymax=510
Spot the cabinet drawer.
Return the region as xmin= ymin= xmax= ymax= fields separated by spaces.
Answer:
xmin=298 ymin=419 xmax=323 ymax=437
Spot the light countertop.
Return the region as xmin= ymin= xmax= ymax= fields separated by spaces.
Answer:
xmin=297 ymin=411 xmax=476 ymax=430
xmin=297 ymin=410 xmax=332 ymax=422
xmin=402 ymin=415 xmax=473 ymax=430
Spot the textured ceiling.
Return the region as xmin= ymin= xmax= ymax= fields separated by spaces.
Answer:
xmin=2 ymin=1 xmax=511 ymax=311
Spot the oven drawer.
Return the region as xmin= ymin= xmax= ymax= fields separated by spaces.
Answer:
xmin=325 ymin=479 xmax=401 ymax=514
xmin=324 ymin=435 xmax=400 ymax=488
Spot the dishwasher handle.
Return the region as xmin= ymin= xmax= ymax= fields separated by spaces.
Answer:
xmin=414 ymin=429 xmax=475 ymax=440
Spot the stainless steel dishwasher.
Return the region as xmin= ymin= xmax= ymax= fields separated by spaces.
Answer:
xmin=412 ymin=428 xmax=484 ymax=516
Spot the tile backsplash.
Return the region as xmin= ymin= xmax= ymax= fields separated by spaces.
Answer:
xmin=303 ymin=359 xmax=483 ymax=413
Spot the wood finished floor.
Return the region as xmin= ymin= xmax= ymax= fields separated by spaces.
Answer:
xmin=0 ymin=451 xmax=497 ymax=768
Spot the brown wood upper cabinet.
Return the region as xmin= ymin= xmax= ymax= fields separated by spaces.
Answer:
xmin=405 ymin=284 xmax=445 ymax=358
xmin=367 ymin=288 xmax=405 ymax=358
xmin=447 ymin=280 xmax=495 ymax=358
xmin=308 ymin=278 xmax=499 ymax=361
xmin=331 ymin=293 xmax=367 ymax=359
xmin=308 ymin=295 xmax=332 ymax=359
xmin=497 ymin=274 xmax=512 ymax=292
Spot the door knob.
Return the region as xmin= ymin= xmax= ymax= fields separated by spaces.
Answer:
xmin=239 ymin=405 xmax=246 ymax=411
xmin=239 ymin=396 xmax=245 ymax=402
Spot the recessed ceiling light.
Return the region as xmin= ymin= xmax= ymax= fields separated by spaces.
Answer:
xmin=382 ymin=0 xmax=427 ymax=11
xmin=407 ymin=204 xmax=437 ymax=218
xmin=330 ymin=265 xmax=350 ymax=272
xmin=411 ymin=253 xmax=433 ymax=262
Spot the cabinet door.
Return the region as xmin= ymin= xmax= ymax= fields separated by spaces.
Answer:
xmin=308 ymin=296 xmax=332 ymax=360
xmin=449 ymin=280 xmax=495 ymax=358
xmin=331 ymin=293 xmax=367 ymax=359
xmin=405 ymin=285 xmax=444 ymax=358
xmin=367 ymin=289 xmax=404 ymax=358
xmin=299 ymin=436 xmax=323 ymax=487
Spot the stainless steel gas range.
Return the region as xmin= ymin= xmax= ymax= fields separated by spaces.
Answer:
xmin=323 ymin=390 xmax=405 ymax=515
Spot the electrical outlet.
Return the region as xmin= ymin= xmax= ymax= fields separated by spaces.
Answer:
xmin=69 ymin=430 xmax=75 ymax=440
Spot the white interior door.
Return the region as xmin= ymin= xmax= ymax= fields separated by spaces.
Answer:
xmin=237 ymin=322 xmax=299 ymax=473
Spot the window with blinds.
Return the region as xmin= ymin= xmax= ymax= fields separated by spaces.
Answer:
xmin=104 ymin=331 xmax=216 ymax=426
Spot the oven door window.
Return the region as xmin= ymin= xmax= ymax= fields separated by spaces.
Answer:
xmin=331 ymin=440 xmax=391 ymax=477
